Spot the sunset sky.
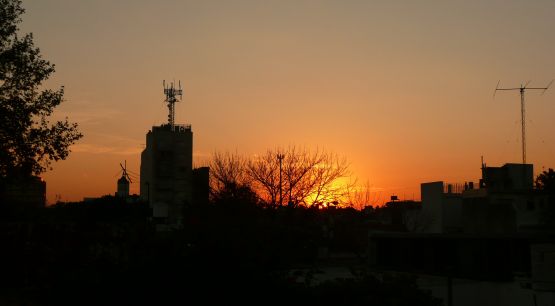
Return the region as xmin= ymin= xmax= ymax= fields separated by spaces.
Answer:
xmin=21 ymin=0 xmax=555 ymax=204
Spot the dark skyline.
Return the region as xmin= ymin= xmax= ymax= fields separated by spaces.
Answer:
xmin=3 ymin=2 xmax=555 ymax=305
xmin=19 ymin=0 xmax=555 ymax=203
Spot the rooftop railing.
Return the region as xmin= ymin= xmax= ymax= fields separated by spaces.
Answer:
xmin=173 ymin=124 xmax=191 ymax=132
xmin=443 ymin=182 xmax=475 ymax=194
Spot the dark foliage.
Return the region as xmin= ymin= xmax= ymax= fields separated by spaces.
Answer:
xmin=0 ymin=196 xmax=441 ymax=306
xmin=536 ymin=169 xmax=555 ymax=226
xmin=210 ymin=182 xmax=261 ymax=209
xmin=536 ymin=168 xmax=555 ymax=192
xmin=0 ymin=0 xmax=82 ymax=179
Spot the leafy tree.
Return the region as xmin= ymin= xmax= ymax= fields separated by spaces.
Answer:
xmin=536 ymin=168 xmax=555 ymax=192
xmin=211 ymin=181 xmax=260 ymax=207
xmin=536 ymin=168 xmax=555 ymax=226
xmin=0 ymin=0 xmax=82 ymax=179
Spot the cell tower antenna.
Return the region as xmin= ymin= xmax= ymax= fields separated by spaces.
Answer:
xmin=163 ymin=79 xmax=183 ymax=131
xmin=494 ymin=80 xmax=552 ymax=164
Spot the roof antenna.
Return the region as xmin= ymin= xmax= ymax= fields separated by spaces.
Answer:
xmin=163 ymin=79 xmax=183 ymax=131
xmin=494 ymin=80 xmax=551 ymax=164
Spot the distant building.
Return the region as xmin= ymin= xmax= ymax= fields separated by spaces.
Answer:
xmin=0 ymin=176 xmax=46 ymax=208
xmin=192 ymin=167 xmax=210 ymax=206
xmin=372 ymin=200 xmax=423 ymax=232
xmin=140 ymin=124 xmax=193 ymax=227
xmin=420 ymin=163 xmax=548 ymax=234
xmin=480 ymin=163 xmax=534 ymax=191
xmin=367 ymin=232 xmax=555 ymax=306
xmin=369 ymin=162 xmax=555 ymax=305
xmin=420 ymin=181 xmax=464 ymax=233
xmin=116 ymin=174 xmax=130 ymax=198
xmin=140 ymin=82 xmax=211 ymax=228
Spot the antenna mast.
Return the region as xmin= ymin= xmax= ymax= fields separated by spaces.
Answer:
xmin=494 ymin=80 xmax=552 ymax=164
xmin=163 ymin=80 xmax=183 ymax=131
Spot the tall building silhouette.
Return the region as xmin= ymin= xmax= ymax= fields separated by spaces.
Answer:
xmin=140 ymin=124 xmax=193 ymax=227
xmin=140 ymin=81 xmax=195 ymax=228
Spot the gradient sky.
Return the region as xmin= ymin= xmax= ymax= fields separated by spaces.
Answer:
xmin=21 ymin=0 xmax=555 ymax=204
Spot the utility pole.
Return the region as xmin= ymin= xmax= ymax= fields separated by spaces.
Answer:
xmin=494 ymin=80 xmax=552 ymax=164
xmin=277 ymin=153 xmax=285 ymax=206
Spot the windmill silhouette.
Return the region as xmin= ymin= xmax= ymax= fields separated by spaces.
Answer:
xmin=116 ymin=160 xmax=131 ymax=198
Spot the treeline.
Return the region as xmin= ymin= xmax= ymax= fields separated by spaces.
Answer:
xmin=208 ymin=146 xmax=378 ymax=209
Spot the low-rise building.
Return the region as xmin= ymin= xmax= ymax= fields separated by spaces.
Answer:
xmin=421 ymin=163 xmax=549 ymax=234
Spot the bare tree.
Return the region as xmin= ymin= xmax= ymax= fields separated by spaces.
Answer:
xmin=209 ymin=147 xmax=353 ymax=207
xmin=304 ymin=152 xmax=351 ymax=206
xmin=345 ymin=180 xmax=382 ymax=210
xmin=246 ymin=147 xmax=352 ymax=207
xmin=209 ymin=151 xmax=250 ymax=197
xmin=246 ymin=150 xmax=280 ymax=206
xmin=281 ymin=146 xmax=322 ymax=206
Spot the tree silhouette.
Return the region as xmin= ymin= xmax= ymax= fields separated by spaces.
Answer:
xmin=276 ymin=146 xmax=351 ymax=207
xmin=0 ymin=0 xmax=82 ymax=179
xmin=246 ymin=149 xmax=280 ymax=205
xmin=209 ymin=151 xmax=251 ymax=198
xmin=303 ymin=148 xmax=351 ymax=206
xmin=211 ymin=147 xmax=352 ymax=207
xmin=536 ymin=168 xmax=555 ymax=192
xmin=536 ymin=168 xmax=555 ymax=226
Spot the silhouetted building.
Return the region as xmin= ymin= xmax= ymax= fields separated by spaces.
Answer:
xmin=531 ymin=243 xmax=555 ymax=293
xmin=480 ymin=163 xmax=534 ymax=191
xmin=420 ymin=163 xmax=548 ymax=234
xmin=421 ymin=182 xmax=464 ymax=233
xmin=140 ymin=82 xmax=211 ymax=228
xmin=140 ymin=124 xmax=193 ymax=227
xmin=372 ymin=200 xmax=423 ymax=232
xmin=116 ymin=175 xmax=129 ymax=198
xmin=369 ymin=162 xmax=555 ymax=305
xmin=367 ymin=232 xmax=549 ymax=305
xmin=192 ymin=167 xmax=210 ymax=205
xmin=0 ymin=176 xmax=46 ymax=208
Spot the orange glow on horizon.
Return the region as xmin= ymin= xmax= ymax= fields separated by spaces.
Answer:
xmin=24 ymin=1 xmax=554 ymax=205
